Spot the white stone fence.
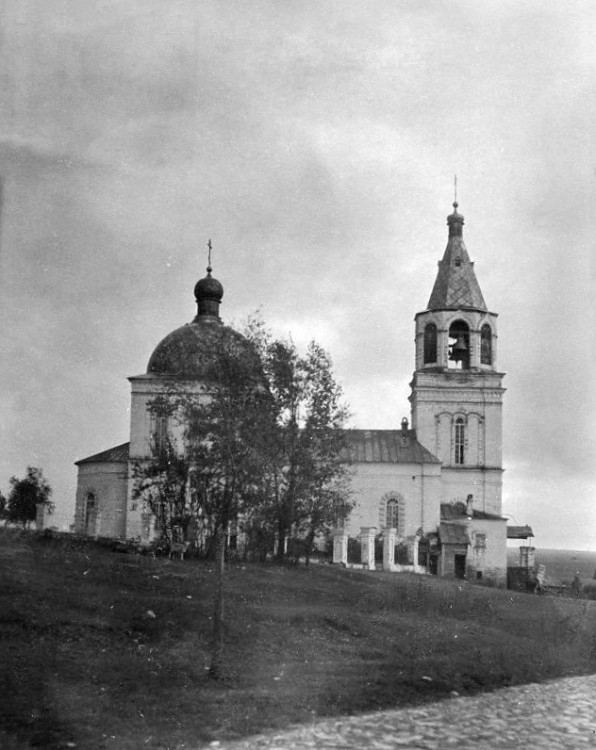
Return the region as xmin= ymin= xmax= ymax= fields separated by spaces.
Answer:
xmin=332 ymin=526 xmax=426 ymax=574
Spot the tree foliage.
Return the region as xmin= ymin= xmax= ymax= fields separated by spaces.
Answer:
xmin=132 ymin=334 xmax=276 ymax=552
xmin=6 ymin=467 xmax=54 ymax=526
xmin=133 ymin=313 xmax=352 ymax=561
xmin=132 ymin=435 xmax=189 ymax=544
xmin=242 ymin=315 xmax=353 ymax=560
xmin=132 ymin=314 xmax=352 ymax=678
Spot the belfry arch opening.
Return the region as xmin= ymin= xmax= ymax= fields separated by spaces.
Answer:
xmin=481 ymin=324 xmax=492 ymax=365
xmin=448 ymin=320 xmax=470 ymax=370
xmin=423 ymin=323 xmax=438 ymax=364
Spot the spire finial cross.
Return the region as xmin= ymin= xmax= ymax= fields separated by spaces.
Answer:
xmin=207 ymin=238 xmax=212 ymax=273
xmin=454 ymin=174 xmax=458 ymax=208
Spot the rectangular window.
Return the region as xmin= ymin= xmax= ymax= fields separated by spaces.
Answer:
xmin=454 ymin=419 xmax=465 ymax=465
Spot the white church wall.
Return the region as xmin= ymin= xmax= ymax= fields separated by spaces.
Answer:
xmin=128 ymin=375 xmax=207 ymax=460
xmin=74 ymin=462 xmax=128 ymax=538
xmin=482 ymin=398 xmax=503 ymax=467
xmin=346 ymin=463 xmax=442 ymax=538
xmin=469 ymin=517 xmax=507 ymax=586
xmin=467 ymin=413 xmax=481 ymax=465
xmin=440 ymin=467 xmax=503 ymax=516
xmin=128 ymin=376 xmax=171 ymax=459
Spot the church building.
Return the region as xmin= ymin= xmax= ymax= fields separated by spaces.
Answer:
xmin=74 ymin=202 xmax=519 ymax=586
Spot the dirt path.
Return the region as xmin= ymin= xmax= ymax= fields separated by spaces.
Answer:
xmin=211 ymin=673 xmax=596 ymax=749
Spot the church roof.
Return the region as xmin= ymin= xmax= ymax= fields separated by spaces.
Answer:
xmin=507 ymin=525 xmax=534 ymax=539
xmin=75 ymin=442 xmax=130 ymax=466
xmin=439 ymin=522 xmax=470 ymax=546
xmin=440 ymin=503 xmax=506 ymax=521
xmin=340 ymin=429 xmax=441 ymax=464
xmin=426 ymin=203 xmax=488 ymax=311
xmin=146 ymin=258 xmax=262 ymax=382
xmin=75 ymin=430 xmax=439 ymax=469
xmin=147 ymin=319 xmax=261 ymax=381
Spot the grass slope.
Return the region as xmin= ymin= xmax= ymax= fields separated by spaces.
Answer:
xmin=2 ymin=529 xmax=596 ymax=750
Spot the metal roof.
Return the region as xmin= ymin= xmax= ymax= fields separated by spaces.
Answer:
xmin=439 ymin=522 xmax=470 ymax=546
xmin=507 ymin=525 xmax=534 ymax=539
xmin=441 ymin=503 xmax=506 ymax=521
xmin=341 ymin=429 xmax=441 ymax=464
xmin=75 ymin=430 xmax=440 ymax=468
xmin=75 ymin=442 xmax=130 ymax=466
xmin=426 ymin=207 xmax=488 ymax=312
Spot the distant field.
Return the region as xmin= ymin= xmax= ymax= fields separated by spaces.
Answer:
xmin=508 ymin=547 xmax=596 ymax=585
xmin=3 ymin=529 xmax=596 ymax=750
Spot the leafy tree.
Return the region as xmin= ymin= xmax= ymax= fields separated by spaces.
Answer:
xmin=244 ymin=317 xmax=353 ymax=562
xmin=7 ymin=467 xmax=54 ymax=527
xmin=0 ymin=491 xmax=7 ymax=523
xmin=132 ymin=433 xmax=189 ymax=544
xmin=133 ymin=335 xmax=274 ymax=677
xmin=133 ymin=313 xmax=352 ymax=675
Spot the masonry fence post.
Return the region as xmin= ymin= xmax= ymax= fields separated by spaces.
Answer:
xmin=35 ymin=502 xmax=45 ymax=531
xmin=332 ymin=528 xmax=348 ymax=565
xmin=382 ymin=527 xmax=397 ymax=571
xmin=519 ymin=546 xmax=535 ymax=569
xmin=359 ymin=527 xmax=377 ymax=570
xmin=410 ymin=534 xmax=420 ymax=568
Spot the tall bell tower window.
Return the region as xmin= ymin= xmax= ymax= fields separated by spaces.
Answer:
xmin=454 ymin=418 xmax=465 ymax=464
xmin=480 ymin=324 xmax=492 ymax=365
xmin=448 ymin=320 xmax=470 ymax=369
xmin=423 ymin=323 xmax=438 ymax=364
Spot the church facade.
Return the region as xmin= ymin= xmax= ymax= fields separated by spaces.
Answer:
xmin=74 ymin=202 xmax=516 ymax=585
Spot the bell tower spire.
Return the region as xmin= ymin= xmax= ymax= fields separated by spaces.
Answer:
xmin=408 ymin=200 xmax=506 ymax=516
xmin=426 ymin=202 xmax=487 ymax=313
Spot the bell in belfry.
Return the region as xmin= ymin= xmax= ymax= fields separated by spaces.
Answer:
xmin=449 ymin=334 xmax=468 ymax=362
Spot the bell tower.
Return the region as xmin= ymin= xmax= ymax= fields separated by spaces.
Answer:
xmin=409 ymin=202 xmax=506 ymax=515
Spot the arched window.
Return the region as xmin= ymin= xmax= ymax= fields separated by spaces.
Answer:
xmin=454 ymin=418 xmax=465 ymax=465
xmin=386 ymin=499 xmax=399 ymax=529
xmin=448 ymin=320 xmax=470 ymax=370
xmin=480 ymin=324 xmax=492 ymax=365
xmin=84 ymin=492 xmax=96 ymax=535
xmin=381 ymin=494 xmax=405 ymax=535
xmin=423 ymin=323 xmax=437 ymax=364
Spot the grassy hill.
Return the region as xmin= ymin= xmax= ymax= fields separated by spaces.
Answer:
xmin=2 ymin=529 xmax=596 ymax=750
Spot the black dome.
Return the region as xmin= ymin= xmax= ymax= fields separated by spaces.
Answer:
xmin=147 ymin=318 xmax=261 ymax=381
xmin=194 ymin=274 xmax=223 ymax=303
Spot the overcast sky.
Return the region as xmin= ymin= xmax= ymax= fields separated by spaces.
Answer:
xmin=0 ymin=1 xmax=594 ymax=549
